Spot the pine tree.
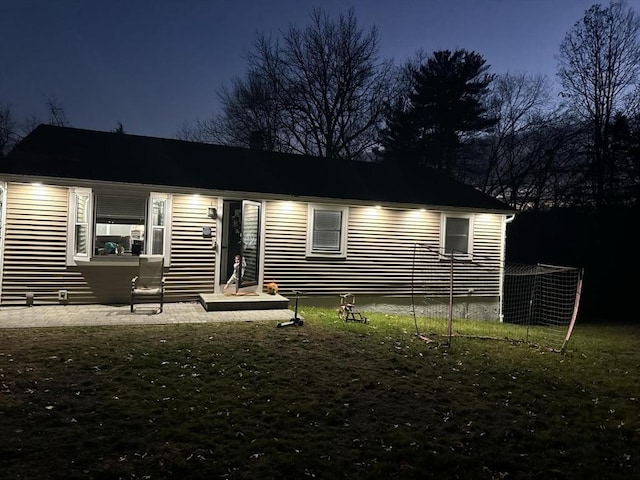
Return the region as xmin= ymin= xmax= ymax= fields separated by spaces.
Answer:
xmin=381 ymin=49 xmax=496 ymax=176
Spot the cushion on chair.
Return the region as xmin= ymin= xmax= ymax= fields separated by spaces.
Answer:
xmin=132 ymin=287 xmax=162 ymax=295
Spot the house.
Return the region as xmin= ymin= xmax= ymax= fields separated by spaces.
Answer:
xmin=0 ymin=124 xmax=515 ymax=319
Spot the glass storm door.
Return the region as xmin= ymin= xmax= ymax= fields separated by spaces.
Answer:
xmin=240 ymin=200 xmax=261 ymax=289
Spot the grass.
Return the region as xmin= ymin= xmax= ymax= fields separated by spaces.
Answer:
xmin=0 ymin=307 xmax=638 ymax=479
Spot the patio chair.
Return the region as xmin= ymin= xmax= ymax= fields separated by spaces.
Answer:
xmin=131 ymin=255 xmax=165 ymax=313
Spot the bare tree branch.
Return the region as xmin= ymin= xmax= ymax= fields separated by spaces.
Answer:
xmin=209 ymin=8 xmax=394 ymax=160
xmin=557 ymin=0 xmax=640 ymax=207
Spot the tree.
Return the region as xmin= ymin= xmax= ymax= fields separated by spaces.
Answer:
xmin=46 ymin=96 xmax=70 ymax=127
xmin=112 ymin=121 xmax=126 ymax=134
xmin=0 ymin=103 xmax=19 ymax=158
xmin=557 ymin=0 xmax=640 ymax=207
xmin=380 ymin=49 xmax=496 ymax=176
xmin=0 ymin=97 xmax=73 ymax=158
xmin=200 ymin=8 xmax=394 ymax=160
xmin=607 ymin=112 xmax=640 ymax=206
xmin=374 ymin=50 xmax=427 ymax=165
xmin=469 ymin=72 xmax=585 ymax=210
xmin=210 ymin=70 xmax=287 ymax=152
xmin=175 ymin=118 xmax=218 ymax=144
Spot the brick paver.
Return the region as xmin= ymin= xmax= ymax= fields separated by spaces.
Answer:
xmin=0 ymin=302 xmax=298 ymax=328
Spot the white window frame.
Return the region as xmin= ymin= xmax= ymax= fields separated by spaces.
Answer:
xmin=440 ymin=213 xmax=473 ymax=260
xmin=306 ymin=204 xmax=348 ymax=258
xmin=67 ymin=187 xmax=93 ymax=265
xmin=147 ymin=192 xmax=172 ymax=262
xmin=66 ymin=188 xmax=172 ymax=266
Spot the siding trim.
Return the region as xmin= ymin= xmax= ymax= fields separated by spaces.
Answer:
xmin=0 ymin=182 xmax=6 ymax=301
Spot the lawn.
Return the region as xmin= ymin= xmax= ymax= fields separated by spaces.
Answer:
xmin=0 ymin=308 xmax=638 ymax=479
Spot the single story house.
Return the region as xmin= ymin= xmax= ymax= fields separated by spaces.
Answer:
xmin=0 ymin=124 xmax=515 ymax=319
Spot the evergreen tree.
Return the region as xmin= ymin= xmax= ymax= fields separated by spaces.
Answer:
xmin=381 ymin=49 xmax=496 ymax=176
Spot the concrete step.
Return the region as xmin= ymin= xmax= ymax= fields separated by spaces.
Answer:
xmin=198 ymin=292 xmax=290 ymax=312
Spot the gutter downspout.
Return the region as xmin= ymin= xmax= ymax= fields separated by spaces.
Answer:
xmin=498 ymin=213 xmax=516 ymax=322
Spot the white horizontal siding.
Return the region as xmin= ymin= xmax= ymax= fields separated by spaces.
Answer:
xmin=263 ymin=201 xmax=505 ymax=297
xmin=0 ymin=182 xmax=504 ymax=307
xmin=1 ymin=183 xmax=87 ymax=304
xmin=1 ymin=183 xmax=146 ymax=305
xmin=0 ymin=185 xmax=219 ymax=306
xmin=467 ymin=213 xmax=503 ymax=295
xmin=165 ymin=194 xmax=217 ymax=301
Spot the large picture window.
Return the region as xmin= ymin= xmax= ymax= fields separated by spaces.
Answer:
xmin=94 ymin=194 xmax=146 ymax=255
xmin=441 ymin=214 xmax=473 ymax=258
xmin=68 ymin=188 xmax=171 ymax=265
xmin=306 ymin=204 xmax=348 ymax=257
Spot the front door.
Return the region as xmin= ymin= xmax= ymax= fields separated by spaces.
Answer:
xmin=219 ymin=199 xmax=262 ymax=293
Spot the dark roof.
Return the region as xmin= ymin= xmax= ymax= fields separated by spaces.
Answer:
xmin=3 ymin=124 xmax=513 ymax=212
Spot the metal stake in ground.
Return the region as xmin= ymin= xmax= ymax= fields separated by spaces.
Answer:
xmin=277 ymin=290 xmax=304 ymax=328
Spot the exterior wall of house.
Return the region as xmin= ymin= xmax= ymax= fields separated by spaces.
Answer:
xmin=263 ymin=200 xmax=434 ymax=294
xmin=0 ymin=182 xmax=218 ymax=306
xmin=262 ymin=200 xmax=504 ymax=319
xmin=165 ymin=193 xmax=217 ymax=301
xmin=0 ymin=182 xmax=505 ymax=319
xmin=1 ymin=182 xmax=87 ymax=305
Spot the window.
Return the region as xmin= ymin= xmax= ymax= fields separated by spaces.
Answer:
xmin=68 ymin=188 xmax=92 ymax=260
xmin=441 ymin=214 xmax=473 ymax=258
xmin=95 ymin=194 xmax=146 ymax=255
xmin=306 ymin=205 xmax=348 ymax=257
xmin=149 ymin=193 xmax=170 ymax=255
xmin=67 ymin=188 xmax=171 ymax=265
xmin=75 ymin=191 xmax=92 ymax=256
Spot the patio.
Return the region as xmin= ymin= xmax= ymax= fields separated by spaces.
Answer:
xmin=0 ymin=301 xmax=297 ymax=329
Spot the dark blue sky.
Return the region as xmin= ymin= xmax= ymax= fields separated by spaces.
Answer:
xmin=1 ymin=0 xmax=600 ymax=138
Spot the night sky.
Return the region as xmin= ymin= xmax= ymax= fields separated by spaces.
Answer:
xmin=1 ymin=0 xmax=599 ymax=138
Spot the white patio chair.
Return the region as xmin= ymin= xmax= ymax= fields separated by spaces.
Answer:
xmin=130 ymin=256 xmax=165 ymax=313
